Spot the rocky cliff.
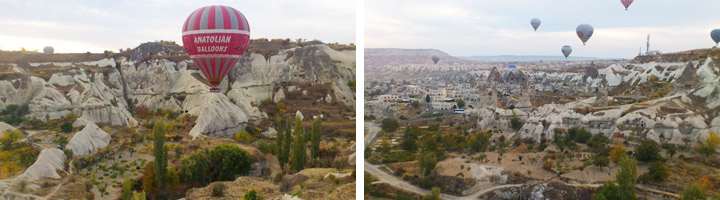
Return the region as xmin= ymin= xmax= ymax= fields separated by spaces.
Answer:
xmin=0 ymin=42 xmax=355 ymax=138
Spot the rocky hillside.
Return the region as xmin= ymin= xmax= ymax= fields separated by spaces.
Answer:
xmin=0 ymin=41 xmax=355 ymax=138
xmin=364 ymin=48 xmax=467 ymax=67
xmin=465 ymin=48 xmax=720 ymax=144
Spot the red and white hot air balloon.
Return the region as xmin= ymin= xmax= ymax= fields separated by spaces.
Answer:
xmin=621 ymin=0 xmax=634 ymax=10
xmin=182 ymin=5 xmax=250 ymax=92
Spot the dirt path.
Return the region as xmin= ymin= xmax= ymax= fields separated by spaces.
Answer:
xmin=42 ymin=160 xmax=73 ymax=199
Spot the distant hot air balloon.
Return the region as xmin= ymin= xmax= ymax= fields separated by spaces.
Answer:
xmin=561 ymin=45 xmax=572 ymax=58
xmin=43 ymin=46 xmax=54 ymax=54
xmin=621 ymin=0 xmax=634 ymax=10
xmin=431 ymin=55 xmax=440 ymax=64
xmin=576 ymin=24 xmax=594 ymax=45
xmin=182 ymin=5 xmax=251 ymax=93
xmin=711 ymin=29 xmax=720 ymax=46
xmin=508 ymin=64 xmax=517 ymax=69
xmin=530 ymin=18 xmax=541 ymax=31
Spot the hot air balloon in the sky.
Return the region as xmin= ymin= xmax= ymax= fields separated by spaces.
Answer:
xmin=530 ymin=18 xmax=541 ymax=31
xmin=711 ymin=29 xmax=720 ymax=46
xmin=431 ymin=55 xmax=440 ymax=64
xmin=43 ymin=46 xmax=54 ymax=54
xmin=508 ymin=64 xmax=517 ymax=69
xmin=621 ymin=0 xmax=634 ymax=10
xmin=182 ymin=5 xmax=250 ymax=93
xmin=576 ymin=24 xmax=594 ymax=45
xmin=561 ymin=45 xmax=572 ymax=58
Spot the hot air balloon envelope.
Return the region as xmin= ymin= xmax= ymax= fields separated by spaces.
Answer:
xmin=576 ymin=24 xmax=594 ymax=45
xmin=711 ymin=29 xmax=720 ymax=46
xmin=530 ymin=18 xmax=541 ymax=31
xmin=182 ymin=5 xmax=250 ymax=92
xmin=508 ymin=64 xmax=517 ymax=69
xmin=621 ymin=0 xmax=634 ymax=10
xmin=43 ymin=46 xmax=54 ymax=54
xmin=431 ymin=55 xmax=440 ymax=64
xmin=561 ymin=45 xmax=572 ymax=58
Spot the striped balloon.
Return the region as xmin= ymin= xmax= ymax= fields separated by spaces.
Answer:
xmin=576 ymin=24 xmax=594 ymax=45
xmin=711 ymin=29 xmax=720 ymax=46
xmin=182 ymin=5 xmax=250 ymax=92
xmin=530 ymin=18 xmax=541 ymax=31
xmin=621 ymin=0 xmax=634 ymax=10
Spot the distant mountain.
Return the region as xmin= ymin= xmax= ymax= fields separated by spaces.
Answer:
xmin=459 ymin=55 xmax=624 ymax=62
xmin=364 ymin=48 xmax=466 ymax=67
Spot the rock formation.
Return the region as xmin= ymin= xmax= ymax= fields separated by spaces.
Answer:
xmin=66 ymin=122 xmax=111 ymax=157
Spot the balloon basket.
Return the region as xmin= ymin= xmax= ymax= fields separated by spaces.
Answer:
xmin=210 ymin=88 xmax=221 ymax=93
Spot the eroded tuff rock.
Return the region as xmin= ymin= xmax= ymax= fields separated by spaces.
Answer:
xmin=17 ymin=148 xmax=66 ymax=180
xmin=0 ymin=42 xmax=355 ymax=138
xmin=66 ymin=122 xmax=111 ymax=157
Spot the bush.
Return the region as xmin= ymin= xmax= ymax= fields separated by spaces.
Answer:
xmin=0 ymin=104 xmax=29 ymax=126
xmin=636 ymin=140 xmax=662 ymax=162
xmin=209 ymin=144 xmax=252 ymax=181
xmin=60 ymin=122 xmax=73 ymax=133
xmin=381 ymin=118 xmax=399 ymax=132
xmin=211 ymin=182 xmax=225 ymax=197
xmin=233 ymin=130 xmax=253 ymax=143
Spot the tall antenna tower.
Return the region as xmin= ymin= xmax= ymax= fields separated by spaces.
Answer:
xmin=646 ymin=34 xmax=650 ymax=55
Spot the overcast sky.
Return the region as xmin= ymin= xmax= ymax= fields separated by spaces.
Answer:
xmin=0 ymin=0 xmax=355 ymax=53
xmin=366 ymin=0 xmax=720 ymax=58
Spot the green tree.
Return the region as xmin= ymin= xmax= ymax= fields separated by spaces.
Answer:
xmin=646 ymin=161 xmax=669 ymax=182
xmin=456 ymin=99 xmax=465 ymax=109
xmin=290 ymin=115 xmax=307 ymax=172
xmin=243 ymin=189 xmax=261 ymax=200
xmin=594 ymin=180 xmax=620 ymax=200
xmin=179 ymin=149 xmax=210 ymax=184
xmin=132 ymin=191 xmax=146 ymax=200
xmin=616 ymin=155 xmax=637 ymax=200
xmin=661 ymin=143 xmax=676 ymax=159
xmin=152 ymin=120 xmax=168 ymax=193
xmin=593 ymin=156 xmax=610 ymax=169
xmin=1 ymin=130 xmax=20 ymax=150
xmin=471 ymin=131 xmax=491 ymax=153
xmin=381 ymin=118 xmax=399 ymax=132
xmin=419 ymin=151 xmax=437 ymax=177
xmin=401 ymin=125 xmax=421 ymax=151
xmin=422 ymin=187 xmax=442 ymax=200
xmin=282 ymin=116 xmax=292 ymax=172
xmin=276 ymin=118 xmax=285 ymax=168
xmin=209 ymin=144 xmax=252 ymax=180
xmin=510 ymin=112 xmax=523 ymax=131
xmin=696 ymin=144 xmax=715 ymax=157
xmin=311 ymin=116 xmax=322 ymax=163
xmin=122 ymin=176 xmax=133 ymax=200
xmin=60 ymin=122 xmax=73 ymax=133
xmin=681 ymin=182 xmax=707 ymax=200
xmin=425 ymin=95 xmax=430 ymax=103
xmin=636 ymin=139 xmax=661 ymax=162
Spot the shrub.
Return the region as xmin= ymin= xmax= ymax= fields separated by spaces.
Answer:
xmin=636 ymin=140 xmax=661 ymax=162
xmin=60 ymin=122 xmax=73 ymax=133
xmin=381 ymin=118 xmax=399 ymax=132
xmin=234 ymin=130 xmax=253 ymax=143
xmin=211 ymin=182 xmax=225 ymax=197
xmin=209 ymin=144 xmax=252 ymax=181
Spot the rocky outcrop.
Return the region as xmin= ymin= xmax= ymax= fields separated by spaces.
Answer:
xmin=66 ymin=122 xmax=111 ymax=157
xmin=0 ymin=42 xmax=355 ymax=139
xmin=17 ymin=148 xmax=66 ymax=180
